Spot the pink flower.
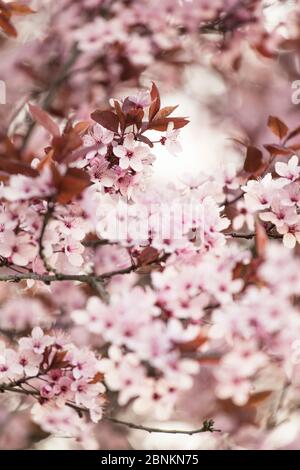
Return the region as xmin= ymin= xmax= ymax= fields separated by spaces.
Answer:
xmin=0 ymin=348 xmax=20 ymax=381
xmin=128 ymin=91 xmax=151 ymax=109
xmin=215 ymin=367 xmax=252 ymax=406
xmin=71 ymin=379 xmax=105 ymax=408
xmin=40 ymin=383 xmax=56 ymax=399
xmin=260 ymin=198 xmax=298 ymax=228
xmin=277 ymin=221 xmax=300 ymax=249
xmin=113 ymin=133 xmax=150 ymax=172
xmin=69 ymin=348 xmax=100 ymax=380
xmin=275 ymin=155 xmax=300 ymax=183
xmin=83 ymin=124 xmax=114 ymax=161
xmin=133 ymin=378 xmax=178 ymax=420
xmin=160 ymin=122 xmax=182 ymax=156
xmin=15 ymin=350 xmax=42 ymax=376
xmin=53 ymin=216 xmax=89 ymax=241
xmin=0 ymin=231 xmax=37 ymax=267
xmin=63 ymin=237 xmax=85 ymax=267
xmin=242 ymin=174 xmax=286 ymax=212
xmin=99 ymin=346 xmax=146 ymax=406
xmin=19 ymin=327 xmax=53 ymax=355
xmin=233 ymin=200 xmax=255 ymax=231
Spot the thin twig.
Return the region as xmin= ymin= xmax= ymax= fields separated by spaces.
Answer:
xmin=225 ymin=232 xmax=283 ymax=240
xmin=106 ymin=417 xmax=221 ymax=435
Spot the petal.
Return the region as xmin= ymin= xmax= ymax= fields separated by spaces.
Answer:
xmin=119 ymin=157 xmax=130 ymax=170
xmin=113 ymin=146 xmax=126 ymax=159
xmin=130 ymin=157 xmax=143 ymax=172
xmin=68 ymin=253 xmax=84 ymax=267
xmin=12 ymin=253 xmax=28 ymax=266
xmin=283 ymin=233 xmax=296 ymax=249
xmin=290 ymin=155 xmax=299 ymax=169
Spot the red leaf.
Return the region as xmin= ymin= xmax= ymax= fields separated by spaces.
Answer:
xmin=135 ymin=134 xmax=154 ymax=147
xmin=137 ymin=247 xmax=159 ymax=266
xmin=264 ymin=144 xmax=293 ymax=156
xmin=178 ymin=334 xmax=208 ymax=352
xmin=155 ymin=105 xmax=178 ymax=120
xmin=89 ymin=372 xmax=104 ymax=384
xmin=9 ymin=3 xmax=35 ymax=14
xmin=73 ymin=121 xmax=91 ymax=135
xmin=267 ymin=116 xmax=289 ymax=140
xmin=28 ymin=104 xmax=60 ymax=137
xmin=0 ymin=158 xmax=38 ymax=177
xmin=244 ymin=146 xmax=263 ymax=173
xmin=125 ymin=108 xmax=144 ymax=129
xmin=91 ymin=110 xmax=119 ymax=133
xmin=0 ymin=14 xmax=17 ymax=37
xmin=285 ymin=125 xmax=300 ymax=143
xmin=56 ymin=168 xmax=90 ymax=204
xmin=51 ymin=124 xmax=83 ymax=163
xmin=149 ymin=82 xmax=161 ymax=121
xmin=149 ymin=117 xmax=189 ymax=131
xmin=247 ymin=390 xmax=273 ymax=406
xmin=114 ymin=100 xmax=126 ymax=133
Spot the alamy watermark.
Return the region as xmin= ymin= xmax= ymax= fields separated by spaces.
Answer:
xmin=97 ymin=201 xmax=208 ymax=245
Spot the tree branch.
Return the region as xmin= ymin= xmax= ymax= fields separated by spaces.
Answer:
xmin=0 ymin=265 xmax=137 ymax=285
xmin=225 ymin=232 xmax=283 ymax=240
xmin=106 ymin=417 xmax=221 ymax=435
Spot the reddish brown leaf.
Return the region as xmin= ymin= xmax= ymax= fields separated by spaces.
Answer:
xmin=89 ymin=372 xmax=104 ymax=384
xmin=267 ymin=116 xmax=289 ymax=140
xmin=91 ymin=110 xmax=119 ymax=133
xmin=178 ymin=334 xmax=208 ymax=353
xmin=285 ymin=125 xmax=300 ymax=143
xmin=55 ymin=168 xmax=90 ymax=204
xmin=264 ymin=144 xmax=293 ymax=156
xmin=9 ymin=3 xmax=35 ymax=14
xmin=0 ymin=158 xmax=38 ymax=177
xmin=149 ymin=117 xmax=189 ymax=132
xmin=137 ymin=247 xmax=159 ymax=266
xmin=114 ymin=100 xmax=126 ymax=133
xmin=51 ymin=126 xmax=83 ymax=163
xmin=0 ymin=14 xmax=17 ymax=37
xmin=28 ymin=104 xmax=60 ymax=137
xmin=50 ymin=350 xmax=69 ymax=369
xmin=244 ymin=146 xmax=263 ymax=173
xmin=247 ymin=390 xmax=273 ymax=406
xmin=135 ymin=134 xmax=154 ymax=147
xmin=155 ymin=105 xmax=178 ymax=120
xmin=73 ymin=121 xmax=91 ymax=135
xmin=149 ymin=82 xmax=161 ymax=121
xmin=290 ymin=144 xmax=300 ymax=151
xmin=125 ymin=108 xmax=144 ymax=129
xmin=198 ymin=354 xmax=221 ymax=365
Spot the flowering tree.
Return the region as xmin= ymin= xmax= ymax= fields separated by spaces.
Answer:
xmin=1 ymin=0 xmax=300 ymax=450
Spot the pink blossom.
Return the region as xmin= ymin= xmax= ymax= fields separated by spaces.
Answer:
xmin=19 ymin=327 xmax=53 ymax=355
xmin=275 ymin=155 xmax=300 ymax=183
xmin=128 ymin=91 xmax=151 ymax=109
xmin=113 ymin=134 xmax=151 ymax=172
xmin=0 ymin=231 xmax=37 ymax=267
xmin=15 ymin=350 xmax=42 ymax=376
xmin=160 ymin=122 xmax=183 ymax=156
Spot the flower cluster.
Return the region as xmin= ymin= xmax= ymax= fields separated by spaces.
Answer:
xmin=0 ymin=327 xmax=106 ymax=440
xmin=240 ymin=155 xmax=300 ymax=248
